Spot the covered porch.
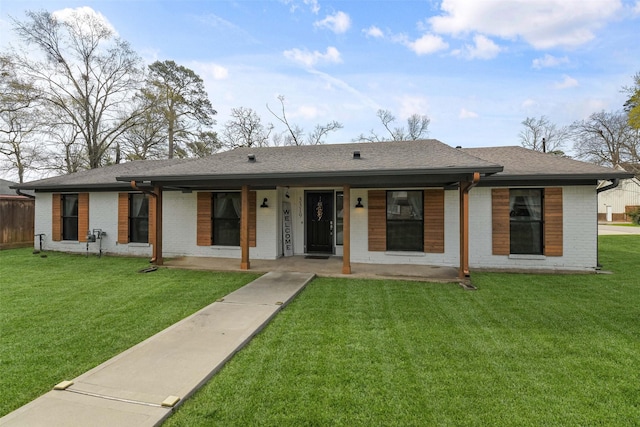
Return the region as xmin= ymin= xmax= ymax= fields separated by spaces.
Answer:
xmin=164 ymin=255 xmax=461 ymax=283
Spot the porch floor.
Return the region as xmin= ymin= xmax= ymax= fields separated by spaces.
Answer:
xmin=164 ymin=255 xmax=460 ymax=283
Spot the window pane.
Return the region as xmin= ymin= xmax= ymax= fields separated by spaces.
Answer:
xmin=214 ymin=219 xmax=240 ymax=246
xmin=62 ymin=217 xmax=78 ymax=241
xmin=213 ymin=193 xmax=241 ymax=246
xmin=336 ymin=192 xmax=343 ymax=246
xmin=509 ymin=189 xmax=543 ymax=255
xmin=387 ymin=191 xmax=423 ymax=251
xmin=387 ymin=221 xmax=423 ymax=251
xmin=129 ymin=194 xmax=149 ymax=243
xmin=62 ymin=194 xmax=78 ymax=241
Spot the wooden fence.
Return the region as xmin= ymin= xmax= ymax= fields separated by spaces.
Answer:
xmin=0 ymin=197 xmax=35 ymax=249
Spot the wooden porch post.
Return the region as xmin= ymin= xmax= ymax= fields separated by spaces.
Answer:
xmin=153 ymin=185 xmax=163 ymax=266
xmin=240 ymin=184 xmax=250 ymax=270
xmin=342 ymin=185 xmax=351 ymax=274
xmin=459 ymin=173 xmax=480 ymax=279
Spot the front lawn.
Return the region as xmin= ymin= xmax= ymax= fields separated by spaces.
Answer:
xmin=0 ymin=249 xmax=259 ymax=417
xmin=165 ymin=236 xmax=640 ymax=426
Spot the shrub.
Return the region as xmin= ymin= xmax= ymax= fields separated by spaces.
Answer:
xmin=628 ymin=208 xmax=640 ymax=224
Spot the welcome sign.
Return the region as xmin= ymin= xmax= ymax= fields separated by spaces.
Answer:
xmin=282 ymin=201 xmax=293 ymax=256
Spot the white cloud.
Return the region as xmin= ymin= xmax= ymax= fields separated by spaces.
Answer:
xmin=453 ymin=34 xmax=501 ymax=60
xmin=532 ymin=54 xmax=570 ymax=69
xmin=314 ymin=11 xmax=351 ymax=34
xmin=283 ymin=46 xmax=342 ymax=67
xmin=363 ymin=25 xmax=384 ymax=38
xmin=459 ymin=108 xmax=479 ymax=119
xmin=554 ymin=74 xmax=578 ymax=89
xmin=304 ymin=0 xmax=320 ymax=14
xmin=52 ymin=6 xmax=118 ymax=36
xmin=191 ymin=61 xmax=229 ymax=80
xmin=398 ymin=95 xmax=430 ymax=119
xmin=407 ymin=33 xmax=449 ymax=55
xmin=428 ymin=0 xmax=622 ymax=49
xmin=634 ymin=1 xmax=640 ymax=15
xmin=522 ymin=99 xmax=537 ymax=109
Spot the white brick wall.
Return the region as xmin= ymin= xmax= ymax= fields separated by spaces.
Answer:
xmin=33 ymin=192 xmax=152 ymax=257
xmin=469 ymin=185 xmax=599 ymax=271
xmin=32 ymin=184 xmax=600 ymax=271
xmin=350 ymin=188 xmax=460 ymax=267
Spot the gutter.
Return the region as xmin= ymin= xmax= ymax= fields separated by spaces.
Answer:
xmin=15 ymin=188 xmax=35 ymax=199
xmin=596 ymin=178 xmax=620 ymax=194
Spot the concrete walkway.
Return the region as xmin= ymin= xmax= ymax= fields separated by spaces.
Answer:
xmin=598 ymin=223 xmax=640 ymax=235
xmin=0 ymin=271 xmax=315 ymax=427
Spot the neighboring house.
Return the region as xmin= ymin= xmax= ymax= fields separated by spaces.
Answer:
xmin=597 ymin=165 xmax=640 ymax=222
xmin=14 ymin=140 xmax=632 ymax=277
xmin=0 ymin=178 xmax=35 ymax=249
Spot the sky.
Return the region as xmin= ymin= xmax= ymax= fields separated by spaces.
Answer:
xmin=1 ymin=0 xmax=639 ymax=155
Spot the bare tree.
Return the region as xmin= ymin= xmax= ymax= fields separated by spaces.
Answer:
xmin=176 ymin=130 xmax=221 ymax=158
xmin=142 ymin=60 xmax=217 ymax=158
xmin=11 ymin=9 xmax=144 ymax=170
xmin=354 ymin=109 xmax=430 ymax=142
xmin=120 ymin=95 xmax=166 ymax=160
xmin=222 ymin=107 xmax=273 ymax=148
xmin=267 ymin=95 xmax=342 ymax=145
xmin=519 ymin=116 xmax=569 ymax=154
xmin=0 ymin=54 xmax=42 ymax=182
xmin=571 ymin=111 xmax=638 ymax=167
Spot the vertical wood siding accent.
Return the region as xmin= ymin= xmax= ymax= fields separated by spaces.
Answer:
xmin=149 ymin=194 xmax=156 ymax=245
xmin=249 ymin=191 xmax=257 ymax=247
xmin=544 ymin=187 xmax=563 ymax=256
xmin=424 ymin=189 xmax=445 ymax=253
xmin=52 ymin=193 xmax=62 ymax=241
xmin=117 ymin=193 xmax=129 ymax=244
xmin=78 ymin=193 xmax=89 ymax=242
xmin=368 ymin=190 xmax=386 ymax=252
xmin=197 ymin=192 xmax=212 ymax=246
xmin=492 ymin=188 xmax=510 ymax=255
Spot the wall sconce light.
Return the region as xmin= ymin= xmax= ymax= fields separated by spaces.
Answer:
xmin=260 ymin=198 xmax=269 ymax=208
xmin=355 ymin=197 xmax=364 ymax=208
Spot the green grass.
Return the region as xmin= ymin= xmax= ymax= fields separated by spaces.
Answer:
xmin=165 ymin=236 xmax=640 ymax=426
xmin=0 ymin=249 xmax=260 ymax=417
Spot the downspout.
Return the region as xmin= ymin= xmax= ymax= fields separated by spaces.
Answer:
xmin=459 ymin=172 xmax=481 ymax=279
xmin=595 ymin=178 xmax=619 ymax=269
xmin=131 ymin=181 xmax=161 ymax=265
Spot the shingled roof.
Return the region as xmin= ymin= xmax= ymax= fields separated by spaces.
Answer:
xmin=12 ymin=141 xmax=632 ymax=191
xmin=115 ymin=139 xmax=502 ymax=188
xmin=464 ymin=146 xmax=633 ymax=184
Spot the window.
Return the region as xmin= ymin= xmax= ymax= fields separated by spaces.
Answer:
xmin=509 ymin=189 xmax=543 ymax=254
xmin=386 ymin=190 xmax=423 ymax=251
xmin=335 ymin=192 xmax=343 ymax=246
xmin=129 ymin=193 xmax=149 ymax=243
xmin=62 ymin=194 xmax=79 ymax=241
xmin=212 ymin=192 xmax=241 ymax=246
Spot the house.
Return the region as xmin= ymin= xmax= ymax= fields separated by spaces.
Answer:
xmin=13 ymin=140 xmax=632 ymax=277
xmin=0 ymin=178 xmax=35 ymax=249
xmin=597 ymin=164 xmax=640 ymax=222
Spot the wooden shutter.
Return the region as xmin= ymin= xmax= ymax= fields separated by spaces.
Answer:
xmin=424 ymin=189 xmax=445 ymax=253
xmin=544 ymin=187 xmax=563 ymax=256
xmin=368 ymin=190 xmax=386 ymax=252
xmin=197 ymin=192 xmax=212 ymax=246
xmin=118 ymin=193 xmax=129 ymax=244
xmin=492 ymin=188 xmax=510 ymax=255
xmin=249 ymin=191 xmax=257 ymax=247
xmin=78 ymin=193 xmax=89 ymax=242
xmin=148 ymin=194 xmax=156 ymax=245
xmin=52 ymin=193 xmax=62 ymax=242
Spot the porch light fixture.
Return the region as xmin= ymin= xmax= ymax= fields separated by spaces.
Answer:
xmin=260 ymin=198 xmax=269 ymax=208
xmin=355 ymin=197 xmax=364 ymax=208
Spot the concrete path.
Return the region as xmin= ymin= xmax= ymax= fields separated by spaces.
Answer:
xmin=598 ymin=224 xmax=640 ymax=235
xmin=0 ymin=271 xmax=314 ymax=427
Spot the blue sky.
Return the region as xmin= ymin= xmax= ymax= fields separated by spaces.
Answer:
xmin=1 ymin=0 xmax=639 ymax=152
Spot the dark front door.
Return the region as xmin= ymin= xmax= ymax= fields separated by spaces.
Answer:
xmin=306 ymin=191 xmax=333 ymax=253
